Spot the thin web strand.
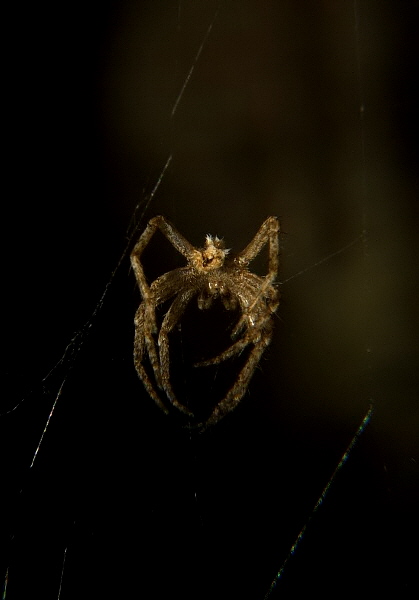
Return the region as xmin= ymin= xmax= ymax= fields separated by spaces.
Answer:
xmin=2 ymin=154 xmax=173 ymax=420
xmin=2 ymin=10 xmax=215 ymax=584
xmin=264 ymin=404 xmax=374 ymax=598
xmin=30 ymin=380 xmax=66 ymax=469
xmin=57 ymin=547 xmax=67 ymax=600
xmin=279 ymin=232 xmax=366 ymax=285
xmin=171 ymin=6 xmax=220 ymax=118
xmin=31 ymin=153 xmax=173 ymax=467
xmin=2 ymin=154 xmax=174 ymax=599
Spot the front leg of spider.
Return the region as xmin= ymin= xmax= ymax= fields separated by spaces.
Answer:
xmin=231 ymin=216 xmax=279 ymax=340
xmin=158 ymin=290 xmax=196 ymax=416
xmin=133 ymin=303 xmax=168 ymax=413
xmin=131 ymin=216 xmax=195 ymax=331
xmin=131 ymin=216 xmax=196 ymax=414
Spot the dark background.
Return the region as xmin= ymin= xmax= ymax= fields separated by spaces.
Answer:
xmin=2 ymin=2 xmax=417 ymax=598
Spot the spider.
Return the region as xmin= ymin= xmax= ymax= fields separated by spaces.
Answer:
xmin=130 ymin=215 xmax=279 ymax=429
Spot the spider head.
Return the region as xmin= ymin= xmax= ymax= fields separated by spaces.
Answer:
xmin=202 ymin=235 xmax=230 ymax=269
xmin=192 ymin=235 xmax=229 ymax=271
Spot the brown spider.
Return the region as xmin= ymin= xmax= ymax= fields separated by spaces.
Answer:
xmin=130 ymin=215 xmax=279 ymax=429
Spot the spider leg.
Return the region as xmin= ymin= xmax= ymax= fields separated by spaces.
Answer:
xmin=194 ymin=311 xmax=273 ymax=367
xmin=136 ymin=302 xmax=164 ymax=388
xmin=231 ymin=290 xmax=279 ymax=340
xmin=194 ymin=337 xmax=248 ymax=367
xmin=131 ymin=217 xmax=197 ymax=342
xmin=234 ymin=216 xmax=279 ymax=275
xmin=133 ymin=304 xmax=168 ymax=413
xmin=158 ymin=290 xmax=196 ymax=416
xmin=195 ymin=275 xmax=276 ymax=367
xmin=231 ymin=216 xmax=279 ymax=336
xmin=134 ymin=269 xmax=190 ymax=389
xmin=131 ymin=216 xmax=195 ymax=305
xmin=200 ymin=332 xmax=273 ymax=430
xmin=230 ymin=275 xmax=279 ymax=341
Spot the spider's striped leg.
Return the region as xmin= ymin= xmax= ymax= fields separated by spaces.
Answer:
xmin=195 ymin=275 xmax=277 ymax=367
xmin=134 ymin=304 xmax=168 ymax=414
xmin=194 ymin=309 xmax=272 ymax=367
xmin=137 ymin=270 xmax=186 ymax=391
xmin=235 ymin=215 xmax=279 ymax=272
xmin=158 ymin=290 xmax=195 ymax=417
xmin=138 ymin=304 xmax=164 ymax=389
xmin=231 ymin=278 xmax=279 ymax=341
xmin=194 ymin=336 xmax=250 ymax=367
xmin=130 ymin=216 xmax=195 ymax=302
xmin=200 ymin=331 xmax=273 ymax=430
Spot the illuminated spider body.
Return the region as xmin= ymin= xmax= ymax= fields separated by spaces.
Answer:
xmin=130 ymin=215 xmax=279 ymax=428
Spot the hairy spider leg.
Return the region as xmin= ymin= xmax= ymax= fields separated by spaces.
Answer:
xmin=131 ymin=217 xmax=195 ymax=286
xmin=158 ymin=289 xmax=196 ymax=416
xmin=131 ymin=216 xmax=196 ymax=331
xmin=133 ymin=269 xmax=187 ymax=413
xmin=230 ymin=272 xmax=278 ymax=338
xmin=195 ymin=274 xmax=278 ymax=367
xmin=199 ymin=331 xmax=273 ymax=430
xmin=195 ymin=310 xmax=274 ymax=368
xmin=236 ymin=216 xmax=279 ymax=273
xmin=138 ymin=271 xmax=184 ymax=387
xmin=231 ymin=280 xmax=279 ymax=340
xmin=134 ymin=304 xmax=168 ymax=414
xmin=232 ymin=216 xmax=279 ymax=338
xmin=195 ymin=281 xmax=269 ymax=365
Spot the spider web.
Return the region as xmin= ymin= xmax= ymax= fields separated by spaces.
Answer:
xmin=2 ymin=1 xmax=417 ymax=599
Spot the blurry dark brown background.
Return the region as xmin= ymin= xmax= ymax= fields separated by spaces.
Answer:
xmin=2 ymin=2 xmax=417 ymax=599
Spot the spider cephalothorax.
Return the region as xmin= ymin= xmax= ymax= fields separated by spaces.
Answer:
xmin=130 ymin=215 xmax=279 ymax=429
xmin=192 ymin=235 xmax=228 ymax=270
